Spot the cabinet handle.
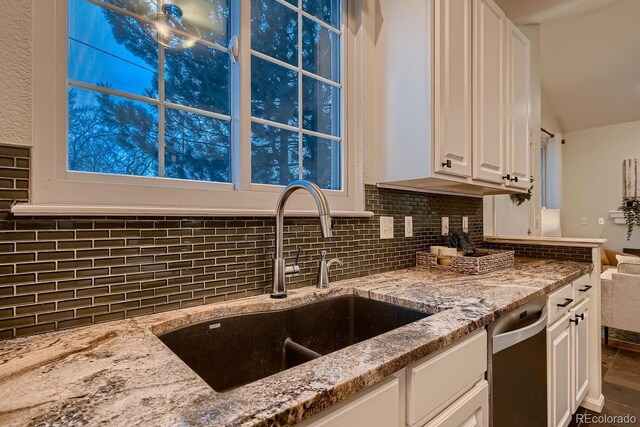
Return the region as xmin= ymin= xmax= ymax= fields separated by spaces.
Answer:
xmin=502 ymin=174 xmax=511 ymax=180
xmin=576 ymin=313 xmax=585 ymax=321
xmin=557 ymin=298 xmax=574 ymax=308
xmin=579 ymin=285 xmax=592 ymax=292
xmin=570 ymin=318 xmax=579 ymax=325
xmin=442 ymin=159 xmax=452 ymax=168
xmin=511 ymin=176 xmax=519 ymax=183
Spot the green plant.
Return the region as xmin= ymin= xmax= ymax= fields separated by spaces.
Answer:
xmin=446 ymin=229 xmax=476 ymax=255
xmin=622 ymin=197 xmax=640 ymax=240
xmin=510 ymin=185 xmax=533 ymax=206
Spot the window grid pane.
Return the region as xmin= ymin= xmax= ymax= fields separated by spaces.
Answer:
xmin=250 ymin=0 xmax=342 ymax=190
xmin=68 ymin=0 xmax=232 ymax=184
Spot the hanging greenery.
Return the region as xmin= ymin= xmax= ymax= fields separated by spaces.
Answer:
xmin=622 ymin=197 xmax=640 ymax=240
xmin=510 ymin=185 xmax=533 ymax=206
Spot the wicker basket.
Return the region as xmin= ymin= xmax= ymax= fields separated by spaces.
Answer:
xmin=416 ymin=249 xmax=514 ymax=275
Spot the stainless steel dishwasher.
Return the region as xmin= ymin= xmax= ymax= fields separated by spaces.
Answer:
xmin=489 ymin=296 xmax=548 ymax=427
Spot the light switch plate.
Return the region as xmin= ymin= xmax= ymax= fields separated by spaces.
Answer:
xmin=380 ymin=216 xmax=394 ymax=239
xmin=405 ymin=216 xmax=413 ymax=237
xmin=462 ymin=217 xmax=469 ymax=233
xmin=441 ymin=217 xmax=449 ymax=235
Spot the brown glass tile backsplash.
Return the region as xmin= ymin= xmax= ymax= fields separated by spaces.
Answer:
xmin=0 ymin=144 xmax=483 ymax=340
xmin=482 ymin=241 xmax=592 ymax=263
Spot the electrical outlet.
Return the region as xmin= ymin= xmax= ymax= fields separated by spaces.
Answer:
xmin=441 ymin=217 xmax=449 ymax=235
xmin=598 ymin=217 xmax=605 ymax=225
xmin=462 ymin=217 xmax=469 ymax=233
xmin=581 ymin=217 xmax=588 ymax=225
xmin=380 ymin=216 xmax=394 ymax=239
xmin=405 ymin=216 xmax=413 ymax=237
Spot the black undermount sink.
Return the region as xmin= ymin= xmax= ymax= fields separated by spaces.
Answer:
xmin=159 ymin=295 xmax=430 ymax=392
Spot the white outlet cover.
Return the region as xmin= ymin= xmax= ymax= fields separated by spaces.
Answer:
xmin=441 ymin=217 xmax=449 ymax=235
xmin=380 ymin=216 xmax=394 ymax=239
xmin=405 ymin=216 xmax=413 ymax=237
xmin=598 ymin=218 xmax=605 ymax=225
xmin=581 ymin=217 xmax=588 ymax=225
xmin=462 ymin=217 xmax=469 ymax=233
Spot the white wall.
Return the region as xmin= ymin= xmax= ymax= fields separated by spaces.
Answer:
xmin=0 ymin=1 xmax=32 ymax=147
xmin=562 ymin=120 xmax=640 ymax=251
xmin=541 ymin=88 xmax=562 ymax=134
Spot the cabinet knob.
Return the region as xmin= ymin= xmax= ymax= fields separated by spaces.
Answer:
xmin=442 ymin=159 xmax=452 ymax=168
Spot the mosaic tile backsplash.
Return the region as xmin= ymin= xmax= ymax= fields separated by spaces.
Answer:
xmin=0 ymin=144 xmax=484 ymax=340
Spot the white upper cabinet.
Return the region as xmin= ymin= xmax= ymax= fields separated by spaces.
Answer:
xmin=472 ymin=0 xmax=507 ymax=184
xmin=506 ymin=22 xmax=531 ymax=189
xmin=433 ymin=0 xmax=473 ymax=179
xmin=376 ymin=0 xmax=530 ymax=196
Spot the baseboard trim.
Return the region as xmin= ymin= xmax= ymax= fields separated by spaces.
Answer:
xmin=581 ymin=394 xmax=605 ymax=413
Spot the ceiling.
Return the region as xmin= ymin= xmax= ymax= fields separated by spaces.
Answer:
xmin=497 ymin=0 xmax=640 ymax=132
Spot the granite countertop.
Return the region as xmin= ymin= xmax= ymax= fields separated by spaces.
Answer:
xmin=0 ymin=258 xmax=591 ymax=427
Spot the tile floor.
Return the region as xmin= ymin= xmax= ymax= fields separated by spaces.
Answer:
xmin=571 ymin=341 xmax=640 ymax=426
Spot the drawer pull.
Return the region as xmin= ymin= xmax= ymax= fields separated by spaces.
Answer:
xmin=557 ymin=298 xmax=574 ymax=308
xmin=578 ymin=285 xmax=592 ymax=292
xmin=570 ymin=318 xmax=579 ymax=325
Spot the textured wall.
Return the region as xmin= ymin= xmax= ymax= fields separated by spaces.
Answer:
xmin=0 ymin=1 xmax=32 ymax=146
xmin=0 ymin=144 xmax=484 ymax=340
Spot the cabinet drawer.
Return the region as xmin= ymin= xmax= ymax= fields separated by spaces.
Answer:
xmin=571 ymin=274 xmax=591 ymax=305
xmin=548 ymin=284 xmax=573 ymax=325
xmin=300 ymin=375 xmax=401 ymax=427
xmin=407 ymin=329 xmax=487 ymax=426
xmin=423 ymin=380 xmax=489 ymax=427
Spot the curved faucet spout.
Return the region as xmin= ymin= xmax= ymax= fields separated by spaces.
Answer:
xmin=272 ymin=180 xmax=333 ymax=298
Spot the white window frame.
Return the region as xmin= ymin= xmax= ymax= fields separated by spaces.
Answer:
xmin=26 ymin=0 xmax=366 ymax=217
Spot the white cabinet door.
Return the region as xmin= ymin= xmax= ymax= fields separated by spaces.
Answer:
xmin=472 ymin=0 xmax=507 ymax=184
xmin=472 ymin=0 xmax=506 ymax=183
xmin=299 ymin=375 xmax=401 ymax=427
xmin=570 ymin=298 xmax=590 ymax=413
xmin=548 ymin=313 xmax=572 ymax=427
xmin=505 ymin=21 xmax=530 ymax=189
xmin=424 ymin=380 xmax=489 ymax=427
xmin=433 ymin=0 xmax=473 ymax=178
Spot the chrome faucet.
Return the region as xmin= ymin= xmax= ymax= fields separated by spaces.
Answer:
xmin=316 ymin=251 xmax=343 ymax=289
xmin=271 ymin=180 xmax=333 ymax=298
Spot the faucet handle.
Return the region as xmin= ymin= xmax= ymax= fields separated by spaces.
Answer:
xmin=285 ymin=247 xmax=302 ymax=277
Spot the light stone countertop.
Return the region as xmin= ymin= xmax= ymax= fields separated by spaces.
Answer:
xmin=0 ymin=258 xmax=592 ymax=426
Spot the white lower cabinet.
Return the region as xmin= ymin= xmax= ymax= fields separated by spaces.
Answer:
xmin=423 ymin=380 xmax=489 ymax=427
xmin=547 ymin=312 xmax=572 ymax=427
xmin=547 ymin=279 xmax=592 ymax=427
xmin=570 ymin=298 xmax=590 ymax=413
xmin=302 ymin=330 xmax=488 ymax=427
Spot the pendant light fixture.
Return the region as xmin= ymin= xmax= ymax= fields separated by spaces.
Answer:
xmin=150 ymin=2 xmax=201 ymax=49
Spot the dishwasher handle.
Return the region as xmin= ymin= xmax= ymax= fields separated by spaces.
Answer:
xmin=493 ymin=306 xmax=548 ymax=354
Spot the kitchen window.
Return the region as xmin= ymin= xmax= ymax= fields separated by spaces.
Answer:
xmin=27 ymin=0 xmax=362 ymax=215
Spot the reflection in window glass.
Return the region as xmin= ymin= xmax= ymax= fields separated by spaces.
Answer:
xmin=302 ymin=17 xmax=340 ymax=83
xmin=68 ymin=0 xmax=232 ymax=183
xmin=303 ymin=0 xmax=341 ymax=28
xmin=165 ymin=42 xmax=230 ymax=115
xmin=165 ymin=109 xmax=231 ymax=182
xmin=251 ymin=123 xmax=299 ymax=186
xmin=251 ymin=56 xmax=299 ymax=127
xmin=251 ymin=0 xmax=298 ymax=65
xmin=303 ymin=76 xmax=340 ymax=137
xmin=69 ymin=0 xmax=158 ymax=97
xmin=68 ymin=87 xmax=159 ymax=177
xmin=250 ymin=0 xmax=342 ymax=190
xmin=302 ymin=135 xmax=341 ymax=190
